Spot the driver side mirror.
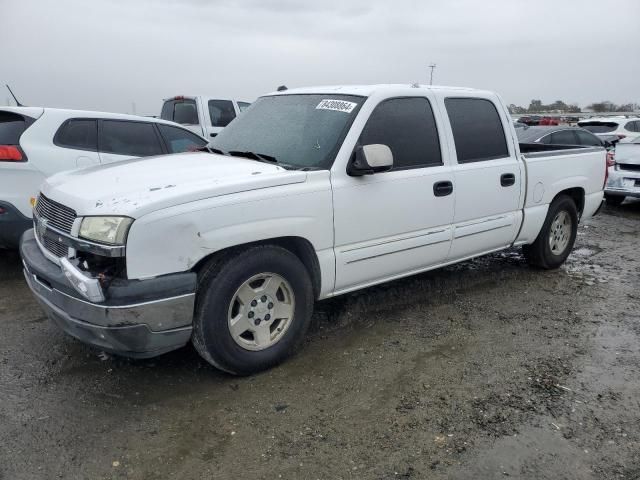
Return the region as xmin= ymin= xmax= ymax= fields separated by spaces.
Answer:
xmin=347 ymin=144 xmax=393 ymax=176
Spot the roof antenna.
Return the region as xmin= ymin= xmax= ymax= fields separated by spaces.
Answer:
xmin=6 ymin=84 xmax=24 ymax=106
xmin=276 ymin=85 xmax=288 ymax=92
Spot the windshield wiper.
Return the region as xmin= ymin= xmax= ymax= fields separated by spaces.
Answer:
xmin=227 ymin=150 xmax=307 ymax=170
xmin=198 ymin=146 xmax=228 ymax=155
xmin=228 ymin=150 xmax=278 ymax=164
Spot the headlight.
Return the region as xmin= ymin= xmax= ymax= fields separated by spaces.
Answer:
xmin=79 ymin=216 xmax=133 ymax=245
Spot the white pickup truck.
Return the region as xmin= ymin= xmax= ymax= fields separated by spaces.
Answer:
xmin=160 ymin=95 xmax=251 ymax=139
xmin=21 ymin=84 xmax=606 ymax=375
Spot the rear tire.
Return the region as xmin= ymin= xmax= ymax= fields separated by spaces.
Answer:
xmin=604 ymin=194 xmax=624 ymax=206
xmin=523 ymin=195 xmax=578 ymax=269
xmin=192 ymin=245 xmax=314 ymax=375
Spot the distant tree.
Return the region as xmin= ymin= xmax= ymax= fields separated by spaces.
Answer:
xmin=508 ymin=104 xmax=527 ymax=114
xmin=525 ymin=99 xmax=580 ymax=113
xmin=528 ymin=99 xmax=543 ymax=113
xmin=618 ymin=103 xmax=635 ymax=112
xmin=587 ymin=101 xmax=617 ymax=113
xmin=549 ymin=100 xmax=569 ymax=112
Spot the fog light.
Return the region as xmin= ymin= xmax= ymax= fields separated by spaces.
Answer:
xmin=60 ymin=257 xmax=105 ymax=303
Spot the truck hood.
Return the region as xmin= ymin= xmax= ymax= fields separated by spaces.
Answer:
xmin=41 ymin=152 xmax=307 ymax=218
xmin=614 ymin=143 xmax=640 ymax=165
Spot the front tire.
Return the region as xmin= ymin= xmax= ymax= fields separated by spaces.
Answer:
xmin=523 ymin=195 xmax=578 ymax=269
xmin=605 ymin=194 xmax=625 ymax=206
xmin=192 ymin=245 xmax=314 ymax=375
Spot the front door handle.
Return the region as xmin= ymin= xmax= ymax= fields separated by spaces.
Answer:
xmin=433 ymin=180 xmax=453 ymax=197
xmin=501 ymin=173 xmax=516 ymax=187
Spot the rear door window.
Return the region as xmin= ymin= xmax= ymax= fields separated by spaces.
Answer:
xmin=158 ymin=124 xmax=207 ymax=153
xmin=575 ymin=130 xmax=602 ymax=146
xmin=237 ymin=101 xmax=251 ymax=112
xmin=359 ymin=97 xmax=442 ymax=170
xmin=54 ymin=119 xmax=98 ymax=151
xmin=548 ymin=130 xmax=578 ymax=145
xmin=99 ymin=120 xmax=164 ymax=157
xmin=208 ymin=100 xmax=236 ymax=127
xmin=624 ymin=120 xmax=640 ymax=133
xmin=161 ymin=99 xmax=199 ymax=125
xmin=0 ymin=111 xmax=32 ymax=145
xmin=445 ymin=98 xmax=509 ymax=163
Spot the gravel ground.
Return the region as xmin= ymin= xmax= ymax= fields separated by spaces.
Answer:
xmin=1 ymin=202 xmax=639 ymax=480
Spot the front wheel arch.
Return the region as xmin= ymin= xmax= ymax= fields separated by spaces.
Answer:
xmin=192 ymin=236 xmax=322 ymax=300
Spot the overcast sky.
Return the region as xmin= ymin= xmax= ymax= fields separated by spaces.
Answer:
xmin=1 ymin=0 xmax=638 ymax=115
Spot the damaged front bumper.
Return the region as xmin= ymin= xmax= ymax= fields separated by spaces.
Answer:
xmin=20 ymin=229 xmax=196 ymax=358
xmin=605 ymin=168 xmax=640 ymax=198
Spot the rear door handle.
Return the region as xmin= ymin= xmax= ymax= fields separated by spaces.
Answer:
xmin=501 ymin=173 xmax=516 ymax=187
xmin=433 ymin=180 xmax=453 ymax=197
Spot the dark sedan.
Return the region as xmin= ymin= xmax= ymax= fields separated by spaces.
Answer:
xmin=516 ymin=126 xmax=607 ymax=147
xmin=517 ymin=126 xmax=615 ymax=166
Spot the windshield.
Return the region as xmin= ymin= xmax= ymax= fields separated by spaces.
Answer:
xmin=578 ymin=121 xmax=618 ymax=133
xmin=210 ymin=94 xmax=365 ymax=169
xmin=516 ymin=126 xmax=548 ymax=143
xmin=0 ymin=111 xmax=30 ymax=144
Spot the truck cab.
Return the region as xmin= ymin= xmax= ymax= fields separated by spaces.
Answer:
xmin=160 ymin=96 xmax=251 ymax=139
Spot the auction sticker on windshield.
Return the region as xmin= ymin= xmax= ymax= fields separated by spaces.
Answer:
xmin=316 ymin=99 xmax=357 ymax=113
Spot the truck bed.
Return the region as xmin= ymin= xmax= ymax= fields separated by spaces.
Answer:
xmin=512 ymin=143 xmax=606 ymax=246
xmin=519 ymin=143 xmax=602 ymax=157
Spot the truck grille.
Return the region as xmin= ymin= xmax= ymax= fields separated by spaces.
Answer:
xmin=618 ymin=163 xmax=640 ymax=172
xmin=42 ymin=235 xmax=70 ymax=257
xmin=34 ymin=194 xmax=77 ymax=258
xmin=34 ymin=194 xmax=77 ymax=233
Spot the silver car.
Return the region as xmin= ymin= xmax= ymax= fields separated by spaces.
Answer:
xmin=605 ymin=137 xmax=640 ymax=205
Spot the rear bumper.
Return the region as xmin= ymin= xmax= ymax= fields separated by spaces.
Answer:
xmin=0 ymin=201 xmax=32 ymax=248
xmin=20 ymin=229 xmax=196 ymax=358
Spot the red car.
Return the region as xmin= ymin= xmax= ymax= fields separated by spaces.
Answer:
xmin=539 ymin=116 xmax=559 ymax=126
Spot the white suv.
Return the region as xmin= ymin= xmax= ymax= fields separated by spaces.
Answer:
xmin=0 ymin=107 xmax=207 ymax=248
xmin=578 ymin=117 xmax=640 ymax=142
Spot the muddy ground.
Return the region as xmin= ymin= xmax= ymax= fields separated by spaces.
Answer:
xmin=1 ymin=202 xmax=639 ymax=480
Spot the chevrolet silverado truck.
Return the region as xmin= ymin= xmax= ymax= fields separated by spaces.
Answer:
xmin=20 ymin=85 xmax=606 ymax=375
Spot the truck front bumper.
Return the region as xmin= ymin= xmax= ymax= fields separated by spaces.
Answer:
xmin=605 ymin=168 xmax=640 ymax=198
xmin=20 ymin=229 xmax=196 ymax=358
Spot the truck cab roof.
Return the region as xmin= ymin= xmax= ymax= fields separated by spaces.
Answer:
xmin=268 ymin=84 xmax=491 ymax=98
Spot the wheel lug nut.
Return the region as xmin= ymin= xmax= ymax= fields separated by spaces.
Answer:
xmin=251 ymin=300 xmax=258 ymax=307
xmin=261 ymin=295 xmax=267 ymax=302
xmin=265 ymin=314 xmax=271 ymax=321
xmin=248 ymin=311 xmax=254 ymax=318
xmin=254 ymin=318 xmax=261 ymax=326
xmin=268 ymin=302 xmax=274 ymax=309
